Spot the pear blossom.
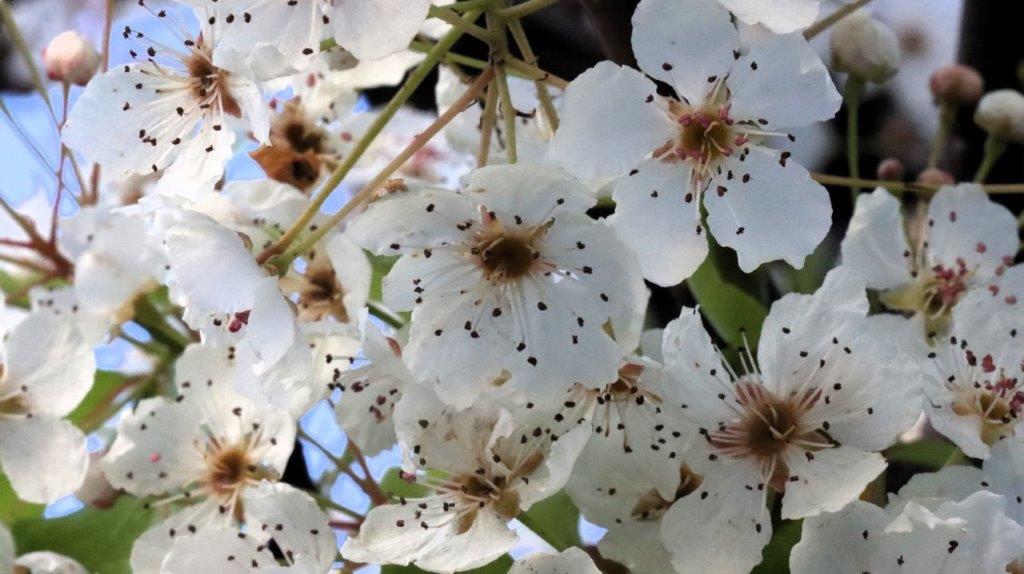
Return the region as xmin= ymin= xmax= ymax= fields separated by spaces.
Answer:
xmin=62 ymin=8 xmax=269 ymax=199
xmin=333 ymin=314 xmax=417 ymax=456
xmin=508 ymin=548 xmax=602 ymax=574
xmin=160 ymin=481 xmax=336 ymax=574
xmin=340 ymin=385 xmax=590 ymax=572
xmin=347 ymin=164 xmax=646 ymax=407
xmin=841 ymin=186 xmax=1018 ymax=334
xmin=102 ymin=344 xmax=296 ymax=573
xmin=554 ymin=0 xmax=841 ymax=285
xmin=658 ymin=268 xmax=922 ymax=573
xmin=179 ymin=0 xmax=432 ymax=80
xmin=0 ymin=312 xmax=95 ymax=504
xmin=1 ymin=522 xmax=88 ymax=574
xmin=922 ymin=289 xmax=1024 ymax=459
xmin=792 ymin=489 xmax=1024 ymax=574
xmin=250 ymin=99 xmax=349 ymax=192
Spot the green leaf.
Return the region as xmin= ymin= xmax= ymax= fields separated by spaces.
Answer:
xmin=11 ymin=497 xmax=155 ymax=574
xmin=382 ymin=554 xmax=514 ymax=574
xmin=687 ymin=239 xmax=769 ymax=354
xmin=752 ymin=519 xmax=802 ymax=574
xmin=0 ymin=473 xmax=43 ymax=523
xmin=67 ymin=371 xmax=126 ymax=430
xmin=884 ymin=440 xmax=961 ymax=470
xmin=516 ymin=490 xmax=581 ymax=551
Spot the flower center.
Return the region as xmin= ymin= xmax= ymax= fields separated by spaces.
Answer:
xmin=950 ymin=368 xmax=1022 ymax=445
xmin=204 ymin=444 xmax=254 ymax=496
xmin=666 ymin=100 xmax=746 ymax=170
xmin=710 ymin=378 xmax=828 ymax=491
xmin=185 ymin=46 xmax=241 ymax=117
xmin=470 ymin=209 xmax=548 ymax=284
xmin=879 ymin=259 xmax=974 ymax=332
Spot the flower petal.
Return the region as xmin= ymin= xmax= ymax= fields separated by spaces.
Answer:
xmin=0 ymin=416 xmax=88 ymax=504
xmin=840 ymin=188 xmax=913 ymax=290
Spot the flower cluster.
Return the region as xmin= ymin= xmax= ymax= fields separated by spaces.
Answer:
xmin=2 ymin=0 xmax=1024 ymax=573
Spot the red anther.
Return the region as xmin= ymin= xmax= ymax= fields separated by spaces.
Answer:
xmin=982 ymin=354 xmax=996 ymax=374
xmin=678 ymin=114 xmax=693 ymax=126
xmin=228 ymin=310 xmax=251 ymax=333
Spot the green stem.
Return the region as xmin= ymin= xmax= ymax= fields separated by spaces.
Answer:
xmin=812 ymin=172 xmax=1024 ymax=194
xmin=927 ymin=102 xmax=956 ymax=169
xmin=367 ymin=300 xmax=406 ymax=329
xmin=427 ymin=5 xmax=494 ymax=42
xmin=497 ymin=0 xmax=563 ymax=19
xmin=844 ymin=78 xmax=865 ymax=203
xmin=133 ymin=296 xmax=190 ymax=353
xmin=487 ymin=12 xmax=517 ymax=163
xmin=447 ymin=0 xmax=498 ymax=12
xmin=803 ymin=0 xmax=874 ymax=40
xmin=259 ymin=16 xmax=476 ymax=265
xmin=275 ymin=67 xmax=496 ymax=269
xmin=941 ymin=447 xmax=966 ymax=467
xmin=307 ymin=490 xmax=364 ymax=521
xmin=974 ymin=135 xmax=1008 ymax=183
xmin=507 ymin=17 xmax=559 ymax=130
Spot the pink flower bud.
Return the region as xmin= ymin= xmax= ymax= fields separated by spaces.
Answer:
xmin=917 ymin=167 xmax=954 ymax=186
xmin=42 ymin=31 xmax=100 ymax=86
xmin=876 ymin=158 xmax=905 ymax=181
xmin=929 ymin=64 xmax=984 ymax=106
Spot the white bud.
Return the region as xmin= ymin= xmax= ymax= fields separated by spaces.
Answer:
xmin=42 ymin=31 xmax=100 ymax=87
xmin=830 ymin=11 xmax=901 ymax=84
xmin=974 ymin=89 xmax=1024 ymax=143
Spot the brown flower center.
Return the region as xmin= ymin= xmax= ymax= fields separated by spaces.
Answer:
xmin=185 ymin=46 xmax=241 ymax=117
xmin=470 ymin=209 xmax=549 ymax=284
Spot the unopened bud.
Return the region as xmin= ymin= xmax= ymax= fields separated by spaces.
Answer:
xmin=876 ymin=158 xmax=905 ymax=181
xmin=929 ymin=64 xmax=984 ymax=106
xmin=917 ymin=167 xmax=954 ymax=186
xmin=42 ymin=31 xmax=100 ymax=86
xmin=974 ymin=89 xmax=1024 ymax=143
xmin=830 ymin=11 xmax=901 ymax=84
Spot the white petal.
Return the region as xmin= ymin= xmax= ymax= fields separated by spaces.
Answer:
xmin=790 ymin=500 xmax=891 ymax=574
xmin=213 ymin=0 xmax=321 ymax=80
xmin=341 ymin=496 xmax=517 ymax=573
xmin=0 ymin=523 xmax=14 ymax=573
xmin=705 ymin=145 xmax=832 ymax=273
xmin=166 ymin=217 xmax=265 ymax=314
xmin=553 ymin=61 xmax=674 ymax=179
xmin=347 ymin=187 xmax=476 ymax=254
xmin=329 ymin=0 xmax=433 ymax=61
xmin=631 ymin=0 xmax=738 ymax=102
xmin=243 ymin=482 xmax=336 ymax=570
xmin=729 ymin=32 xmax=841 ymax=129
xmin=325 ymin=233 xmax=373 ymax=321
xmin=508 ymin=548 xmax=601 ymax=574
xmin=131 ymin=504 xmax=222 ymax=574
xmin=1 ymin=311 xmax=95 ymax=416
xmin=926 ymin=183 xmax=1019 ymax=276
xmin=610 ymin=158 xmax=707 ymax=286
xmin=660 ymin=465 xmax=771 ymax=574
xmin=839 ymin=188 xmax=913 ymax=290
xmin=246 ymin=277 xmax=302 ymax=374
xmin=781 ymin=447 xmax=886 ymax=519
xmin=888 ymin=465 xmax=986 ymax=513
xmin=462 ymin=164 xmax=596 ymax=221
xmin=717 ymin=0 xmax=820 ymax=34
xmin=14 ymin=552 xmax=89 ymax=574
xmin=598 ymin=521 xmax=674 ymax=574
xmin=983 ymin=434 xmax=1024 ymax=524
xmin=160 ymin=527 xmax=269 ymax=574
xmin=0 ymin=416 xmax=87 ymax=504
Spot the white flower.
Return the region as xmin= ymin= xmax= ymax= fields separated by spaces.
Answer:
xmin=279 ymin=232 xmax=371 ymax=325
xmin=333 ymin=313 xmax=416 ymax=456
xmin=792 ymin=489 xmax=1024 ymax=574
xmin=974 ymin=89 xmax=1024 ymax=143
xmin=0 ymin=312 xmax=95 ymax=504
xmin=180 ymin=0 xmax=432 ymax=80
xmin=347 ymin=165 xmax=646 ymax=408
xmin=509 ymin=548 xmax=601 ymax=574
xmin=714 ymin=0 xmax=821 ymax=34
xmin=829 ymin=9 xmax=901 ymax=84
xmin=554 ymin=0 xmax=840 ymax=285
xmin=160 ymin=481 xmax=336 ymax=574
xmin=340 ymin=385 xmax=590 ymax=573
xmin=657 ymin=268 xmax=921 ymax=573
xmin=1 ymin=522 xmax=88 ymax=574
xmin=922 ymin=289 xmax=1024 ymax=459
xmin=62 ymin=10 xmax=269 ymax=199
xmin=101 ymin=344 xmax=296 ymax=573
xmin=841 ymin=185 xmax=1018 ymax=334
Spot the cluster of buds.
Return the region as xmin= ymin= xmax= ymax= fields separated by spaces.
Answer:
xmin=42 ymin=31 xmax=100 ymax=87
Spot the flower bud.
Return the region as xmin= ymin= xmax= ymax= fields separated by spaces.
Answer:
xmin=974 ymin=89 xmax=1024 ymax=143
xmin=830 ymin=11 xmax=901 ymax=84
xmin=916 ymin=167 xmax=954 ymax=186
xmin=876 ymin=158 xmax=904 ymax=181
xmin=929 ymin=64 xmax=984 ymax=106
xmin=42 ymin=31 xmax=100 ymax=86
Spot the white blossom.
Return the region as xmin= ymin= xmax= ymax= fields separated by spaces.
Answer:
xmin=0 ymin=312 xmax=95 ymax=504
xmin=347 ymin=164 xmax=646 ymax=407
xmin=554 ymin=0 xmax=840 ymax=285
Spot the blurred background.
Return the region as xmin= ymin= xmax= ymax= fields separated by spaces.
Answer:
xmin=1 ymin=0 xmax=1023 ymax=570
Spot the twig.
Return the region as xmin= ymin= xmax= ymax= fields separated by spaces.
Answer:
xmin=803 ymin=0 xmax=874 ymax=40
